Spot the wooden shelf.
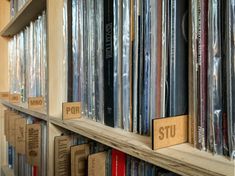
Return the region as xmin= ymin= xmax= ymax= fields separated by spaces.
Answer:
xmin=1 ymin=166 xmax=14 ymax=176
xmin=0 ymin=0 xmax=46 ymax=37
xmin=0 ymin=100 xmax=47 ymax=121
xmin=50 ymin=117 xmax=235 ymax=176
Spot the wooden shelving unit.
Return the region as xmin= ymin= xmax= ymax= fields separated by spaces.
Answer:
xmin=0 ymin=100 xmax=47 ymax=121
xmin=0 ymin=0 xmax=46 ymax=37
xmin=0 ymin=0 xmax=234 ymax=176
xmin=50 ymin=117 xmax=235 ymax=176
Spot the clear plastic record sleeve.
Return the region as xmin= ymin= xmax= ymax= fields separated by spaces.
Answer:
xmin=41 ymin=11 xmax=47 ymax=106
xmin=122 ymin=0 xmax=131 ymax=131
xmin=142 ymin=0 xmax=151 ymax=135
xmin=95 ymin=0 xmax=104 ymax=123
xmin=72 ymin=0 xmax=80 ymax=102
xmin=160 ymin=0 xmax=169 ymax=118
xmin=207 ymin=0 xmax=223 ymax=155
xmin=63 ymin=0 xmax=68 ymax=102
xmin=86 ymin=0 xmax=96 ymax=120
xmin=198 ymin=0 xmax=208 ymax=151
xmin=114 ymin=0 xmax=123 ymax=129
xmin=81 ymin=0 xmax=89 ymax=117
xmin=226 ymin=0 xmax=235 ymax=158
xmin=138 ymin=0 xmax=144 ymax=134
xmin=132 ymin=0 xmax=138 ymax=133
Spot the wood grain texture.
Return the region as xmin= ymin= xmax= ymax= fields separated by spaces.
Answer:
xmin=0 ymin=0 xmax=46 ymax=36
xmin=50 ymin=117 xmax=235 ymax=176
xmin=0 ymin=100 xmax=47 ymax=121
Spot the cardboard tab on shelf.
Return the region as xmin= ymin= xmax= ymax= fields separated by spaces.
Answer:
xmin=26 ymin=124 xmax=41 ymax=166
xmin=0 ymin=92 xmax=9 ymax=100
xmin=62 ymin=102 xmax=81 ymax=120
xmin=15 ymin=117 xmax=27 ymax=155
xmin=9 ymin=93 xmax=20 ymax=103
xmin=152 ymin=115 xmax=188 ymax=150
xmin=28 ymin=96 xmax=44 ymax=109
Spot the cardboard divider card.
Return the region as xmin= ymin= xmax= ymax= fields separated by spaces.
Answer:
xmin=152 ymin=115 xmax=188 ymax=150
xmin=15 ymin=117 xmax=27 ymax=155
xmin=26 ymin=124 xmax=41 ymax=166
xmin=4 ymin=110 xmax=17 ymax=142
xmin=62 ymin=102 xmax=81 ymax=120
xmin=54 ymin=136 xmax=73 ymax=176
xmin=9 ymin=114 xmax=20 ymax=147
xmin=28 ymin=97 xmax=44 ymax=109
xmin=71 ymin=144 xmax=90 ymax=176
xmin=0 ymin=92 xmax=9 ymax=100
xmin=9 ymin=93 xmax=21 ymax=103
xmin=88 ymin=152 xmax=107 ymax=176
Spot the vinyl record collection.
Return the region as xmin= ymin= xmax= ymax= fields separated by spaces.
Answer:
xmin=190 ymin=0 xmax=235 ymax=158
xmin=63 ymin=0 xmax=188 ymax=135
xmin=10 ymin=0 xmax=28 ymax=18
xmin=54 ymin=133 xmax=178 ymax=176
xmin=8 ymin=11 xmax=47 ymax=106
xmin=4 ymin=109 xmax=47 ymax=176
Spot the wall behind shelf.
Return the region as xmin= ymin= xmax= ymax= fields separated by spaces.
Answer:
xmin=0 ymin=0 xmax=10 ymax=92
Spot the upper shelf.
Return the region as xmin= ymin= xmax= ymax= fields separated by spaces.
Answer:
xmin=0 ymin=0 xmax=46 ymax=37
xmin=50 ymin=117 xmax=235 ymax=176
xmin=0 ymin=100 xmax=47 ymax=121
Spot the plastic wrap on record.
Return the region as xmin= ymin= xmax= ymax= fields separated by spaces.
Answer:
xmin=95 ymin=0 xmax=104 ymax=123
xmin=160 ymin=0 xmax=168 ymax=117
xmin=82 ymin=0 xmax=88 ymax=116
xmin=36 ymin=16 xmax=42 ymax=97
xmin=19 ymin=31 xmax=26 ymax=102
xmin=25 ymin=26 xmax=30 ymax=101
xmin=130 ymin=0 xmax=134 ymax=132
xmin=79 ymin=0 xmax=87 ymax=116
xmin=72 ymin=0 xmax=80 ymax=102
xmin=141 ymin=0 xmax=151 ymax=135
xmin=138 ymin=0 xmax=144 ymax=134
xmin=122 ymin=0 xmax=131 ymax=131
xmin=114 ymin=0 xmax=123 ymax=129
xmin=132 ymin=0 xmax=138 ymax=133
xmin=28 ymin=22 xmax=36 ymax=97
xmin=63 ymin=0 xmax=68 ymax=102
xmin=226 ymin=0 xmax=235 ymax=158
xmin=8 ymin=39 xmax=13 ymax=94
xmin=41 ymin=11 xmax=47 ymax=106
xmin=208 ymin=0 xmax=223 ymax=155
xmin=169 ymin=0 xmax=188 ymax=117
xmin=190 ymin=0 xmax=199 ymax=147
xmin=16 ymin=34 xmax=22 ymax=95
xmin=198 ymin=0 xmax=208 ymax=151
xmin=87 ymin=0 xmax=96 ymax=120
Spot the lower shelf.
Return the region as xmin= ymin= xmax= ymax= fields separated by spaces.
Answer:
xmin=1 ymin=166 xmax=14 ymax=176
xmin=50 ymin=117 xmax=235 ymax=176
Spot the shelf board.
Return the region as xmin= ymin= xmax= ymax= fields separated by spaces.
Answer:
xmin=50 ymin=117 xmax=235 ymax=176
xmin=1 ymin=166 xmax=14 ymax=176
xmin=0 ymin=100 xmax=47 ymax=121
xmin=0 ymin=0 xmax=46 ymax=37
